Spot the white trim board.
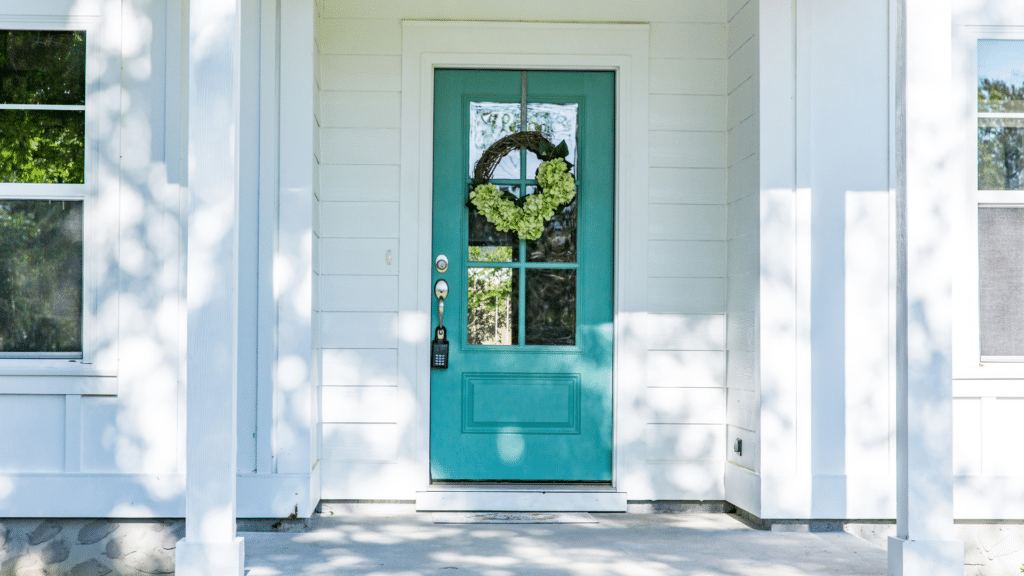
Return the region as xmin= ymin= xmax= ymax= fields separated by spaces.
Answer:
xmin=399 ymin=21 xmax=650 ymax=510
xmin=417 ymin=490 xmax=628 ymax=513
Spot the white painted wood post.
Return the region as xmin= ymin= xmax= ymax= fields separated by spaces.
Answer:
xmin=175 ymin=0 xmax=245 ymax=573
xmin=889 ymin=0 xmax=964 ymax=573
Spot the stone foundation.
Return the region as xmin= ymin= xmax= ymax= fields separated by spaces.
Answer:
xmin=0 ymin=519 xmax=182 ymax=576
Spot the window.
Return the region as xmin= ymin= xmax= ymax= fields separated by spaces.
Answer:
xmin=977 ymin=39 xmax=1024 ymax=361
xmin=0 ymin=29 xmax=87 ymax=359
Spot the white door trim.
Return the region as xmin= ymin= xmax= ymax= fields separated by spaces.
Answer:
xmin=398 ymin=21 xmax=650 ymax=509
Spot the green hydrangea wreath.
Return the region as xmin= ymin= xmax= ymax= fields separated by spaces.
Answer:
xmin=467 ymin=131 xmax=576 ymax=241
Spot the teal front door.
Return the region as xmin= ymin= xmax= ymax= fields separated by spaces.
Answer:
xmin=430 ymin=69 xmax=615 ymax=482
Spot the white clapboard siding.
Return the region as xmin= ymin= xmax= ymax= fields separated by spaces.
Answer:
xmin=649 ymin=278 xmax=726 ymax=314
xmin=650 ymin=95 xmax=727 ymax=132
xmin=0 ymin=396 xmax=64 ymax=472
xmin=646 ymin=424 xmax=726 ymax=461
xmin=648 ymin=314 xmax=727 ymax=351
xmin=321 ymin=165 xmax=401 ymax=202
xmin=649 ymin=205 xmax=727 ymax=241
xmin=650 ymin=23 xmax=727 ymax=59
xmin=727 ymin=388 xmax=759 ymax=432
xmin=322 ymin=2 xmax=725 ymax=23
xmin=727 ymin=193 xmax=758 ymax=240
xmin=727 ymin=350 xmax=757 ymax=392
xmin=727 ymin=154 xmax=758 ymax=203
xmin=952 ymin=398 xmax=982 ymax=477
xmin=647 ymin=350 xmax=726 ymax=388
xmin=322 ymin=349 xmax=398 ymax=387
xmin=727 ymin=0 xmax=757 ymax=55
xmin=321 ymin=275 xmax=398 ymax=312
xmin=320 ymin=55 xmax=401 ymax=91
xmin=727 ymin=0 xmax=749 ymax=20
xmin=727 ymin=233 xmax=757 ymax=277
xmin=322 ymin=387 xmax=398 ymax=423
xmin=321 ymin=202 xmax=400 ymax=238
xmin=320 ymin=92 xmax=401 ymax=128
xmin=644 ymin=460 xmax=726 ymax=500
xmin=726 ymin=424 xmax=758 ymax=470
xmin=728 ymin=116 xmax=757 ymax=167
xmin=649 ymin=168 xmax=727 ymax=205
xmin=321 ymin=128 xmax=400 ymax=165
xmin=318 ymin=19 xmax=403 ymax=55
xmin=321 ymin=423 xmax=398 ymax=461
xmin=728 ymin=76 xmax=757 ymax=130
xmin=650 ymin=131 xmax=726 ymax=169
xmin=320 ymin=238 xmax=398 ymax=275
xmin=727 ymin=39 xmax=757 ymax=93
xmin=649 ymin=240 xmax=727 ymax=278
xmin=648 ymin=388 xmax=726 ymax=424
xmin=321 ymin=312 xmax=398 ymax=349
xmin=727 ymin=309 xmax=756 ymax=352
xmin=650 ymin=59 xmax=727 ymax=95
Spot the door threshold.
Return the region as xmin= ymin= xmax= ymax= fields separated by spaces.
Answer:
xmin=416 ymin=487 xmax=627 ymax=512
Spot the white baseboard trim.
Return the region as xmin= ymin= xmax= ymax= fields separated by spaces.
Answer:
xmin=416 ymin=490 xmax=628 ymax=512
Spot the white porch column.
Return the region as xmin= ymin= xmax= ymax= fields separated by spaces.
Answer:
xmin=175 ymin=0 xmax=245 ymax=573
xmin=889 ymin=0 xmax=963 ymax=574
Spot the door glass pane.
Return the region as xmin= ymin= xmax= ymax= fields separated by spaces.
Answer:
xmin=979 ymin=118 xmax=1024 ymax=190
xmin=526 ymin=191 xmax=577 ymax=263
xmin=470 ymin=102 xmax=521 ymax=180
xmin=467 ymin=267 xmax=518 ymax=346
xmin=979 ymin=207 xmax=1024 ymax=356
xmin=0 ymin=110 xmax=85 ymax=184
xmin=525 ymin=269 xmax=576 ymax=346
xmin=978 ymin=40 xmax=1024 ymax=113
xmin=0 ymin=30 xmax=86 ymax=106
xmin=469 ymin=185 xmax=519 ymax=262
xmin=0 ymin=199 xmax=83 ymax=354
xmin=527 ymin=103 xmax=578 ymax=177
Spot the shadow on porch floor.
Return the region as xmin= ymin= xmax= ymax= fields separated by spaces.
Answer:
xmin=242 ymin=506 xmax=886 ymax=576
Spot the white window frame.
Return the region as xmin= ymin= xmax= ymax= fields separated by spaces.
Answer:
xmin=953 ymin=25 xmax=1024 ymax=381
xmin=0 ymin=15 xmax=118 ymax=394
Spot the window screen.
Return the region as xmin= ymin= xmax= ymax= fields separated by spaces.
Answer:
xmin=979 ymin=206 xmax=1024 ymax=356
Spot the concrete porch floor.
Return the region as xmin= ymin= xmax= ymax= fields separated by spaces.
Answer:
xmin=242 ymin=507 xmax=887 ymax=576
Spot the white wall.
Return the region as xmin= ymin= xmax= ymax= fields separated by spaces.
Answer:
xmin=724 ymin=0 xmax=761 ymax=514
xmin=317 ymin=0 xmax=732 ymax=500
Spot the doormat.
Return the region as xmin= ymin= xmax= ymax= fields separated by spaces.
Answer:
xmin=432 ymin=512 xmax=597 ymax=524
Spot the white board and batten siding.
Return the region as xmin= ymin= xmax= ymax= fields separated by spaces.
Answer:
xmin=317 ymin=0 xmax=733 ymax=501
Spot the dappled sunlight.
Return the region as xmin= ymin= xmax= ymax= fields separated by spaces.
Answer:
xmin=245 ymin=513 xmax=887 ymax=576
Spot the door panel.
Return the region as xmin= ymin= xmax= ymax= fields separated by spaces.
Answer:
xmin=431 ymin=69 xmax=614 ymax=482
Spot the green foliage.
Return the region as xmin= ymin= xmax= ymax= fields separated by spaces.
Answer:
xmin=0 ymin=200 xmax=83 ymax=353
xmin=466 ymin=247 xmax=516 ymax=346
xmin=469 ymin=158 xmax=577 ymax=240
xmin=0 ymin=110 xmax=85 ymax=183
xmin=0 ymin=30 xmax=86 ymax=105
xmin=978 ymin=78 xmax=1024 ymax=190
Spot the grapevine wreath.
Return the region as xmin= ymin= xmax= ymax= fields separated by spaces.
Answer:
xmin=467 ymin=131 xmax=576 ymax=241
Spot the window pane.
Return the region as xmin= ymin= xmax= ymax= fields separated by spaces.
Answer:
xmin=979 ymin=207 xmax=1024 ymax=356
xmin=467 ymin=267 xmax=518 ymax=346
xmin=979 ymin=40 xmax=1024 ymax=113
xmin=0 ymin=200 xmax=83 ymax=354
xmin=470 ymin=102 xmax=521 ymax=180
xmin=526 ymin=188 xmax=576 ymax=263
xmin=0 ymin=110 xmax=85 ymax=184
xmin=526 ymin=103 xmax=578 ymax=178
xmin=469 ymin=185 xmax=519 ymax=262
xmin=0 ymin=30 xmax=86 ymax=106
xmin=525 ymin=269 xmax=576 ymax=346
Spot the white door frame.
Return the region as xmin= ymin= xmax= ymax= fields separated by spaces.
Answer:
xmin=398 ymin=21 xmax=650 ymax=510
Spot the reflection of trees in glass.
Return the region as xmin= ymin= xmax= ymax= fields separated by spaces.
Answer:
xmin=467 ymin=247 xmax=516 ymax=346
xmin=0 ymin=110 xmax=85 ymax=183
xmin=0 ymin=30 xmax=86 ymax=183
xmin=0 ymin=200 xmax=83 ymax=353
xmin=979 ymin=78 xmax=1024 ymax=190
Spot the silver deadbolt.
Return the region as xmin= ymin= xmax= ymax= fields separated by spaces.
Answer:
xmin=435 ymin=254 xmax=449 ymax=273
